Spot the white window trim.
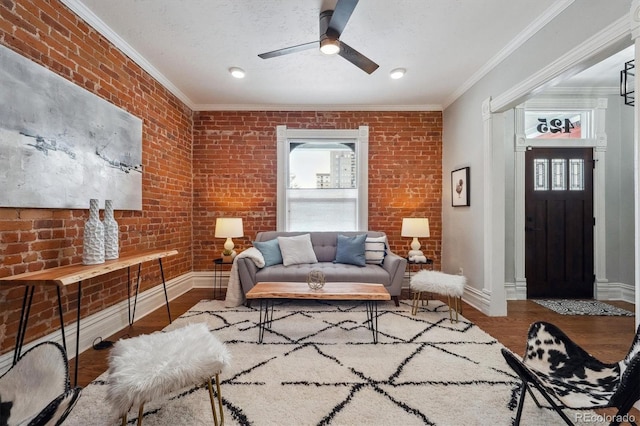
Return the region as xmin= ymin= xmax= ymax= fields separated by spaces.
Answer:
xmin=276 ymin=125 xmax=369 ymax=231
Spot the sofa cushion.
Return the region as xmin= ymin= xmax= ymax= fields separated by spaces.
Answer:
xmin=335 ymin=234 xmax=367 ymax=266
xmin=278 ymin=234 xmax=318 ymax=266
xmin=365 ymin=236 xmax=387 ymax=265
xmin=255 ymin=262 xmax=389 ymax=284
xmin=253 ymin=238 xmax=283 ymax=267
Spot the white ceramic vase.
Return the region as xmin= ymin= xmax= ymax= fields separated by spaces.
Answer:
xmin=83 ymin=199 xmax=105 ymax=265
xmin=103 ymin=199 xmax=119 ymax=260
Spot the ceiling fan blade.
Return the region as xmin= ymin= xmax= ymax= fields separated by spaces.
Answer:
xmin=326 ymin=0 xmax=359 ymax=38
xmin=337 ymin=41 xmax=379 ymax=74
xmin=258 ymin=41 xmax=318 ymax=59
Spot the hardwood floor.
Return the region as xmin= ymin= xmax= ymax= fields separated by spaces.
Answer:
xmin=71 ymin=288 xmax=638 ymax=420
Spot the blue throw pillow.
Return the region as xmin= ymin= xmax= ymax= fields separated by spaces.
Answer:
xmin=253 ymin=238 xmax=283 ymax=267
xmin=335 ymin=234 xmax=367 ymax=267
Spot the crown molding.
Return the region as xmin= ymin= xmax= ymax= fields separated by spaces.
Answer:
xmin=192 ymin=103 xmax=443 ymax=112
xmin=442 ymin=0 xmax=575 ymax=109
xmin=490 ymin=14 xmax=630 ymax=112
xmin=540 ymin=86 xmax=619 ymax=96
xmin=59 ymin=0 xmax=196 ymax=111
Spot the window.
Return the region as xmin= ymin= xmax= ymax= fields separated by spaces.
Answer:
xmin=277 ymin=126 xmax=368 ymax=231
xmin=532 ymin=158 xmax=585 ymax=192
xmin=524 ymin=110 xmax=591 ymax=139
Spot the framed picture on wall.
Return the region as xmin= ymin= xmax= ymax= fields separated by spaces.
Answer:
xmin=451 ymin=167 xmax=470 ymax=207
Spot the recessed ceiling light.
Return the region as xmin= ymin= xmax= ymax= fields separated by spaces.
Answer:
xmin=229 ymin=67 xmax=245 ymax=79
xmin=390 ymin=68 xmax=406 ymax=79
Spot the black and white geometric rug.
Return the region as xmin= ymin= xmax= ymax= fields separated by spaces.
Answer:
xmin=65 ymin=299 xmax=610 ymax=425
xmin=532 ymin=299 xmax=634 ymax=316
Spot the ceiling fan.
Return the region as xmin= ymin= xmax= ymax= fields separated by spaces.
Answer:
xmin=257 ymin=0 xmax=379 ymax=74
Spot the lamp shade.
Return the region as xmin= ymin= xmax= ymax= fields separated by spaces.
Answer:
xmin=401 ymin=218 xmax=430 ymax=238
xmin=214 ymin=218 xmax=244 ymax=238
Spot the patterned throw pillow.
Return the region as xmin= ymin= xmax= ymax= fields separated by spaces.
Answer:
xmin=365 ymin=236 xmax=386 ymax=265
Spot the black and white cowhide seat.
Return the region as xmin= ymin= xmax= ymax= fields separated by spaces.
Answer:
xmin=501 ymin=321 xmax=640 ymax=426
xmin=0 ymin=341 xmax=81 ymax=426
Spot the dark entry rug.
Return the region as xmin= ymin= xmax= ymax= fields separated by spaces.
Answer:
xmin=532 ymin=299 xmax=634 ymax=316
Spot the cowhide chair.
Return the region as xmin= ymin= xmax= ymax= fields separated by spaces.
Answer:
xmin=501 ymin=321 xmax=640 ymax=426
xmin=0 ymin=341 xmax=81 ymax=426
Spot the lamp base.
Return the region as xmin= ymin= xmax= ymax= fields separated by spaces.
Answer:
xmin=408 ymin=250 xmax=424 ymax=258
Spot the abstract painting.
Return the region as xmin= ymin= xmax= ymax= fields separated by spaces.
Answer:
xmin=0 ymin=44 xmax=142 ymax=210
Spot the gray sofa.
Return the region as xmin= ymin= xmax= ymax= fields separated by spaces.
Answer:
xmin=236 ymin=231 xmax=407 ymax=306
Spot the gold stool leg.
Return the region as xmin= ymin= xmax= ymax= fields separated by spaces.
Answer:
xmin=207 ymin=374 xmax=225 ymax=426
xmin=411 ymin=291 xmax=421 ymax=315
xmin=448 ymin=296 xmax=461 ymax=323
xmin=137 ymin=404 xmax=144 ymax=426
xmin=215 ymin=373 xmax=225 ymax=425
xmin=207 ymin=378 xmax=219 ymax=426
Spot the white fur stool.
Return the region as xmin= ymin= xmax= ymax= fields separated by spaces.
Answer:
xmin=410 ymin=270 xmax=466 ymax=323
xmin=106 ymin=323 xmax=231 ymax=426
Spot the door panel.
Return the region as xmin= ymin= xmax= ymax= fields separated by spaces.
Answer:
xmin=525 ymin=148 xmax=593 ymax=298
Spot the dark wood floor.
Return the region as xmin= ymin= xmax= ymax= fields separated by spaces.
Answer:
xmin=71 ymin=288 xmax=638 ymax=420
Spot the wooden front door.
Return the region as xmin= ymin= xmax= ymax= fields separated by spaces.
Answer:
xmin=525 ymin=147 xmax=594 ymax=298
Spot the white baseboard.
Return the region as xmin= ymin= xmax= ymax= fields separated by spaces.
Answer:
xmin=505 ymin=280 xmax=635 ymax=304
xmin=0 ymin=272 xmax=193 ymax=374
xmin=460 ymin=286 xmax=490 ymax=315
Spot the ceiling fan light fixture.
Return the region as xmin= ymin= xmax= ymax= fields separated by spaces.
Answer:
xmin=229 ymin=67 xmax=246 ymax=79
xmin=320 ymin=38 xmax=340 ymax=55
xmin=390 ymin=68 xmax=406 ymax=79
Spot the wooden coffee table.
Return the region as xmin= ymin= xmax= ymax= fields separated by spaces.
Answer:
xmin=245 ymin=282 xmax=390 ymax=343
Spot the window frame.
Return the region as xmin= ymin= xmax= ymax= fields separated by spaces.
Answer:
xmin=276 ymin=125 xmax=369 ymax=231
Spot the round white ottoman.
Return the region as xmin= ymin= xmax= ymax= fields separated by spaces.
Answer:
xmin=410 ymin=270 xmax=466 ymax=322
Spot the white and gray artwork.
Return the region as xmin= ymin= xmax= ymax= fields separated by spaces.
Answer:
xmin=0 ymin=44 xmax=143 ymax=210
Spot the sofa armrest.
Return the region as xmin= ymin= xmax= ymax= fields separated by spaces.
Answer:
xmin=381 ymin=251 xmax=407 ymax=296
xmin=237 ymin=257 xmax=259 ymax=295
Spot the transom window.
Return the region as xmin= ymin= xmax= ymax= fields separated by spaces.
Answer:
xmin=524 ymin=110 xmax=592 ymax=139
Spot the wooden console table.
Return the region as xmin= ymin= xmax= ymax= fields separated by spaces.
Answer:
xmin=0 ymin=248 xmax=178 ymax=385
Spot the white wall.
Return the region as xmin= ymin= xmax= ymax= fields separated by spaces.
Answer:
xmin=442 ymin=0 xmax=632 ymax=314
xmin=605 ymin=95 xmax=636 ymax=292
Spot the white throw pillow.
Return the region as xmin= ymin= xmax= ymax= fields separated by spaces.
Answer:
xmin=365 ymin=236 xmax=387 ymax=265
xmin=278 ymin=234 xmax=318 ymax=266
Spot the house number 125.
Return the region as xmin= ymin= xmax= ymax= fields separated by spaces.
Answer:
xmin=536 ymin=118 xmax=575 ymax=134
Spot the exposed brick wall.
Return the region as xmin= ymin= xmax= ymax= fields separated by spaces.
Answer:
xmin=0 ymin=0 xmax=193 ymax=354
xmin=193 ymin=111 xmax=442 ymax=270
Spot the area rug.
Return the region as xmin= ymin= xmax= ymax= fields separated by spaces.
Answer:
xmin=532 ymin=299 xmax=634 ymax=316
xmin=65 ymin=299 xmax=610 ymax=425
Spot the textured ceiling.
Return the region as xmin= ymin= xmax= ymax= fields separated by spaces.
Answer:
xmin=63 ymin=0 xmax=618 ymax=111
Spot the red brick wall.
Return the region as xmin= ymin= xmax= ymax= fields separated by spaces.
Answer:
xmin=0 ymin=0 xmax=193 ymax=354
xmin=193 ymin=111 xmax=442 ymax=270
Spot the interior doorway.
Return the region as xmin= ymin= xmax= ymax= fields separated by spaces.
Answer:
xmin=524 ymin=147 xmax=594 ymax=298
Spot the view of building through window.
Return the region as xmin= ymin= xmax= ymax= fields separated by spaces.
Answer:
xmin=287 ymin=141 xmax=358 ymax=231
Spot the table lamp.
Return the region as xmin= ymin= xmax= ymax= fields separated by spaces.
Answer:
xmin=401 ymin=218 xmax=430 ymax=257
xmin=215 ymin=218 xmax=243 ymax=259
